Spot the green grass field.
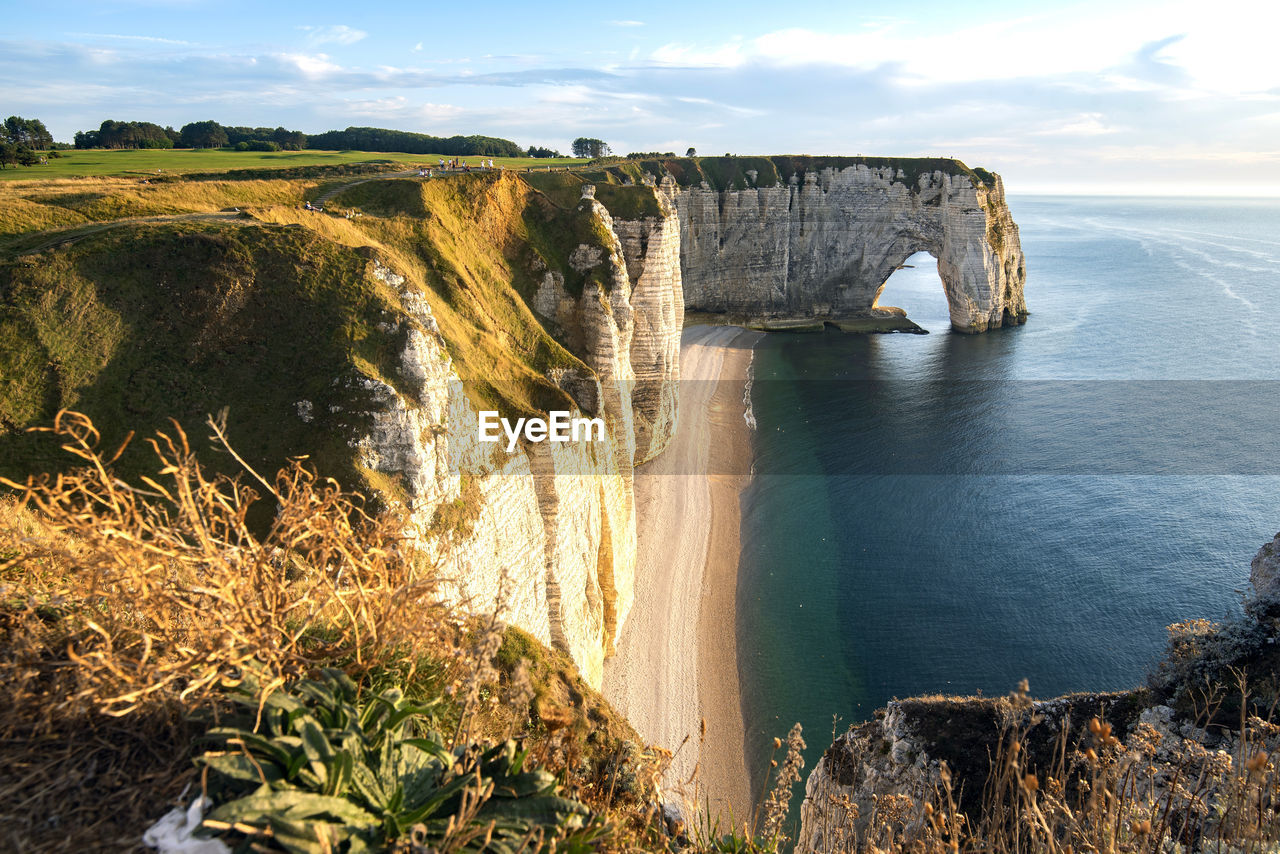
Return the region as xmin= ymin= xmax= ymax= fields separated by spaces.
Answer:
xmin=0 ymin=148 xmax=590 ymax=180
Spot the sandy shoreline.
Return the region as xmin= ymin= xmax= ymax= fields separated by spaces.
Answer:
xmin=603 ymin=324 xmax=760 ymax=825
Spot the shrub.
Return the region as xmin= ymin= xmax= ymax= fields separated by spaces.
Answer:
xmin=197 ymin=669 xmax=603 ymax=853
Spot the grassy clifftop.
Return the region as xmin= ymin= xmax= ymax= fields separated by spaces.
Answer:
xmin=0 ymin=170 xmax=626 ymax=489
xmin=578 ymin=154 xmax=999 ymax=192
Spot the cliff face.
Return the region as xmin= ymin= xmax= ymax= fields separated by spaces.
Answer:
xmin=353 ymin=183 xmax=683 ymax=688
xmin=359 ymin=161 xmax=1026 ymax=683
xmin=611 ymin=182 xmax=685 ymax=463
xmin=671 ymin=164 xmax=1026 ymax=333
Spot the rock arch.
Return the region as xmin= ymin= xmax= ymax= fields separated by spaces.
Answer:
xmin=672 ymin=164 xmax=1027 ymax=333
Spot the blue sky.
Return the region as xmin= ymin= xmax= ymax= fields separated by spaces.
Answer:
xmin=4 ymin=0 xmax=1279 ymax=193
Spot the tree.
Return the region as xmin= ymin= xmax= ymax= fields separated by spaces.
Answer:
xmin=2 ymin=116 xmax=53 ymax=150
xmin=0 ymin=141 xmax=43 ymax=168
xmin=179 ymin=120 xmax=229 ymax=149
xmin=686 ymin=147 xmax=697 ymax=157
xmin=571 ymin=137 xmax=610 ymax=159
xmin=78 ymin=119 xmax=174 ymax=149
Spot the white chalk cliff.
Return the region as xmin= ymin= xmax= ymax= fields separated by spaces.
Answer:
xmin=674 ymin=163 xmax=1026 ymax=333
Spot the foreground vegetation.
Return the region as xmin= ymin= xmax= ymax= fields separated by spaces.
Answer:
xmin=0 ymin=414 xmax=661 ymax=851
xmin=0 ymin=413 xmax=825 ymax=853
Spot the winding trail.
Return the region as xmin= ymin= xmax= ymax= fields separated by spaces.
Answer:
xmin=3 ymin=211 xmax=252 ymax=255
xmin=314 ymin=165 xmax=508 ymax=205
xmin=314 ymin=170 xmax=419 ymax=205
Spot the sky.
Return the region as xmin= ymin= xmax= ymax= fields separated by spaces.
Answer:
xmin=4 ymin=0 xmax=1280 ymax=194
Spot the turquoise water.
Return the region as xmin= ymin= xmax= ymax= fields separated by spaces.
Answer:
xmin=737 ymin=196 xmax=1280 ymax=788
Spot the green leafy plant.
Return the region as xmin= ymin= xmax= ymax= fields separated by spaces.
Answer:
xmin=197 ymin=670 xmax=604 ymax=853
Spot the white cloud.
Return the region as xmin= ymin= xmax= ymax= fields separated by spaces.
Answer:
xmin=277 ymin=52 xmax=341 ymax=76
xmin=299 ymin=25 xmax=367 ymax=47
xmin=609 ymin=20 xmax=644 ymax=27
xmin=413 ymin=42 xmax=423 ymax=51
xmin=419 ymin=102 xmax=466 ymax=121
xmin=644 ymin=1 xmax=1280 ymax=96
xmin=68 ymin=32 xmax=197 ymax=46
xmin=673 ymin=95 xmax=765 ymax=117
xmin=1031 ymin=114 xmax=1118 ymax=137
xmin=649 ymin=40 xmax=746 ymax=68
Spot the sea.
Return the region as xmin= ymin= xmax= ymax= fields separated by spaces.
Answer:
xmin=736 ymin=195 xmax=1280 ymax=793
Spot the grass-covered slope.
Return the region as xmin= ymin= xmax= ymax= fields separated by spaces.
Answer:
xmin=520 ymin=169 xmax=665 ymax=220
xmin=0 ymin=170 xmax=638 ymax=488
xmin=316 ymin=172 xmax=612 ymax=409
xmin=0 ymin=177 xmax=307 ymax=243
xmin=0 ymin=222 xmax=407 ymax=485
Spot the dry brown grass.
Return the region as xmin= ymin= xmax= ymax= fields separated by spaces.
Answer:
xmin=0 ymin=177 xmax=308 ymax=239
xmin=0 ymin=410 xmax=667 ymax=852
xmin=0 ymin=411 xmax=450 ymax=850
xmin=0 ymin=410 xmax=441 ymax=716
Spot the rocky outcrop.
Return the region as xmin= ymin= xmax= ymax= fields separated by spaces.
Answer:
xmin=795 ymin=692 xmax=1144 ymax=853
xmin=612 ymin=181 xmax=684 ymax=462
xmin=797 ymin=543 xmax=1280 ymax=853
xmin=673 ymin=164 xmax=1026 ymax=333
xmin=1251 ymin=531 xmax=1280 ymax=600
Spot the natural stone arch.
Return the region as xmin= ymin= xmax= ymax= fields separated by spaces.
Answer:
xmin=867 ymin=246 xmax=950 ymax=323
xmin=673 ymin=163 xmax=1027 ymax=333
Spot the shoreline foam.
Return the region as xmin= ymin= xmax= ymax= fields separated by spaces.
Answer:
xmin=602 ymin=324 xmax=760 ymax=823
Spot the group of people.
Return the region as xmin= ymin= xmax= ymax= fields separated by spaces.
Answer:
xmin=436 ymin=158 xmax=497 ymax=172
xmin=300 ymin=201 xmax=361 ymax=219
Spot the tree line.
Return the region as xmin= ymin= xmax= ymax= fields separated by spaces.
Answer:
xmin=4 ymin=113 xmax=620 ymax=165
xmin=306 ymin=127 xmax=524 ymax=157
xmin=74 ymin=120 xmax=308 ymax=151
xmin=69 ymin=120 xmax=530 ymax=157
